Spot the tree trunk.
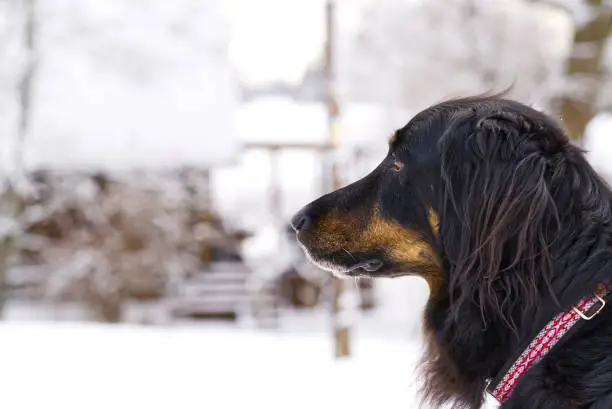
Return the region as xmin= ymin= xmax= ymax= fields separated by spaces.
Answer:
xmin=557 ymin=0 xmax=612 ymax=143
xmin=16 ymin=0 xmax=36 ymax=168
xmin=325 ymin=0 xmax=352 ymax=358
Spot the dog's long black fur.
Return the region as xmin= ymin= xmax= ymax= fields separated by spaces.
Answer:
xmin=422 ymin=97 xmax=612 ymax=409
xmin=291 ymin=95 xmax=612 ymax=408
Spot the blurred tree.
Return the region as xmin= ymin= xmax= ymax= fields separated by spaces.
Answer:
xmin=0 ymin=0 xmax=38 ymax=317
xmin=342 ymin=0 xmax=612 ymax=144
xmin=555 ymin=0 xmax=612 ymax=142
xmin=7 ymin=169 xmax=252 ymax=323
xmin=0 ymin=0 xmax=245 ymax=324
xmin=339 ymin=0 xmax=571 ymax=118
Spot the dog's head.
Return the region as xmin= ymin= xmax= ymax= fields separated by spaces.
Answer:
xmin=290 ymin=113 xmax=443 ymax=287
xmin=291 ymin=95 xmax=577 ymax=307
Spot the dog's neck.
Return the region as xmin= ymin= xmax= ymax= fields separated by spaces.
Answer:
xmin=420 ymin=223 xmax=612 ymax=409
xmin=420 ymin=286 xmax=510 ymax=409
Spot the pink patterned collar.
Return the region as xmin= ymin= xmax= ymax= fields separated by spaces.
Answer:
xmin=485 ymin=283 xmax=610 ymax=403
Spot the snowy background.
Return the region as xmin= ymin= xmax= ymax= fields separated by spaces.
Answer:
xmin=1 ymin=0 xmax=612 ymax=408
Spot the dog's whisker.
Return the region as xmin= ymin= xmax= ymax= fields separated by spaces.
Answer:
xmin=342 ymin=247 xmax=358 ymax=262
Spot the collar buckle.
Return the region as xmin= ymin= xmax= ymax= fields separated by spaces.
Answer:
xmin=484 ymin=285 xmax=608 ymax=404
xmin=573 ymin=294 xmax=605 ymax=320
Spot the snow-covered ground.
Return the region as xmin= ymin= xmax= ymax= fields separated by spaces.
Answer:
xmin=0 ymin=322 xmax=498 ymax=409
xmin=1 ymin=275 xmax=499 ymax=409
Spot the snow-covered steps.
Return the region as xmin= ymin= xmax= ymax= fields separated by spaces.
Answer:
xmin=169 ymin=261 xmax=279 ymax=324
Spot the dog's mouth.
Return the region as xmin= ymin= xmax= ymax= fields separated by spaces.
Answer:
xmin=322 ymin=258 xmax=384 ymax=278
xmin=296 ymin=241 xmax=381 ymax=276
xmin=300 ymin=243 xmax=430 ymax=279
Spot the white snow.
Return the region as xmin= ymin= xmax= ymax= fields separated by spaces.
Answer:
xmin=234 ymin=96 xmax=401 ymax=147
xmin=584 ymin=114 xmax=612 ymax=180
xmin=22 ymin=0 xmax=240 ymax=172
xmin=226 ymin=0 xmax=327 ymax=86
xmin=0 ymin=321 xmax=499 ymax=409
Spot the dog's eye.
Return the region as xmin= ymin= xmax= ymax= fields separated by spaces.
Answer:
xmin=392 ymin=160 xmax=404 ymax=172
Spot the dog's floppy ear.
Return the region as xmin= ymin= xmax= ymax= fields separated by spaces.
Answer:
xmin=438 ymin=110 xmax=562 ymax=329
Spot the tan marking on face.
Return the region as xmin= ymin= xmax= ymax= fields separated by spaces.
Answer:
xmin=428 ymin=208 xmax=439 ymax=235
xmin=363 ymin=209 xmax=434 ymax=263
xmin=311 ymin=207 xmax=442 ymax=294
xmin=389 ymin=132 xmax=398 ymax=144
xmin=423 ymin=269 xmax=443 ymax=297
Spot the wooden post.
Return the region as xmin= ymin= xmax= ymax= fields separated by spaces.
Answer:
xmin=269 ymin=147 xmax=282 ymax=226
xmin=324 ymin=0 xmax=351 ymax=358
xmin=202 ymin=168 xmax=212 ymax=210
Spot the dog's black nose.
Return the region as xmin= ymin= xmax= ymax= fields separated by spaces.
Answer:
xmin=290 ymin=210 xmax=311 ymax=232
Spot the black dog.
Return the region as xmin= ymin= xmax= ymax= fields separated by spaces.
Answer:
xmin=291 ymin=95 xmax=612 ymax=408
